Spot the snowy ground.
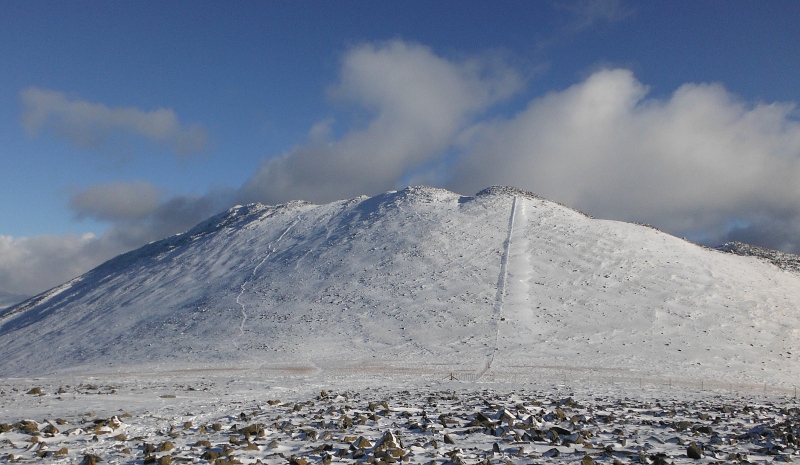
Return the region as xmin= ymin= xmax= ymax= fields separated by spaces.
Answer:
xmin=2 ymin=369 xmax=800 ymax=464
xmin=4 ymin=187 xmax=800 ymax=462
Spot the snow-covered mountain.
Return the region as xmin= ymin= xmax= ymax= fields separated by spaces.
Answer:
xmin=2 ymin=186 xmax=799 ymax=386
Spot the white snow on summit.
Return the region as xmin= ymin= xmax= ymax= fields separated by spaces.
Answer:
xmin=1 ymin=186 xmax=799 ymax=388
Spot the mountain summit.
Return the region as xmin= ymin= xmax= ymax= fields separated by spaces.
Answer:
xmin=2 ymin=186 xmax=799 ymax=385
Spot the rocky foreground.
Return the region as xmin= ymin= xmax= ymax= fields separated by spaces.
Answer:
xmin=1 ymin=374 xmax=800 ymax=465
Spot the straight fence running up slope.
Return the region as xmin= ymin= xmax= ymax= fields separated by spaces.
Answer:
xmin=447 ymin=366 xmax=799 ymax=399
xmin=477 ymin=196 xmax=517 ymax=381
xmin=454 ymin=195 xmax=798 ymax=399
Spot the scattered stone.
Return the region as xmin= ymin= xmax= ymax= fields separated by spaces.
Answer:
xmin=695 ymin=425 xmax=714 ymax=435
xmin=15 ymin=420 xmax=39 ymax=435
xmin=674 ymin=420 xmax=693 ymax=431
xmin=42 ymin=423 xmax=59 ymax=435
xmin=354 ymin=436 xmax=372 ymax=449
xmin=6 ymin=383 xmax=800 ymax=465
xmin=543 ymin=448 xmax=560 ymax=457
xmin=687 ymin=441 xmax=703 ymax=459
xmin=238 ymin=423 xmax=264 ymax=436
xmin=81 ymin=454 xmax=102 ymax=465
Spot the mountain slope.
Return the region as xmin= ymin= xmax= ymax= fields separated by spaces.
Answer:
xmin=1 ymin=186 xmax=799 ymax=386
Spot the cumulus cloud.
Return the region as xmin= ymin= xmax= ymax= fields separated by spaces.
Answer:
xmin=237 ymin=40 xmax=523 ymax=204
xmin=100 ymin=189 xmax=232 ymax=250
xmin=67 ymin=180 xmax=233 ymax=249
xmin=71 ymin=181 xmax=162 ymax=222
xmin=448 ymin=68 xmax=800 ymax=250
xmin=238 ymin=43 xmax=800 ymax=254
xmin=8 ymin=43 xmax=800 ymax=300
xmin=20 ymin=88 xmax=208 ymax=156
xmin=0 ymin=182 xmax=234 ymax=298
xmin=0 ymin=232 xmax=108 ymax=297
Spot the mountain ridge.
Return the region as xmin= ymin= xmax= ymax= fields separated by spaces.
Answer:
xmin=2 ymin=186 xmax=799 ymax=386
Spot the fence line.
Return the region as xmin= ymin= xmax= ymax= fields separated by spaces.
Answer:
xmin=444 ymin=366 xmax=799 ymax=398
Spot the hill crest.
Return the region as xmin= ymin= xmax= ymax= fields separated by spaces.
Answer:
xmin=2 ymin=186 xmax=800 ymax=386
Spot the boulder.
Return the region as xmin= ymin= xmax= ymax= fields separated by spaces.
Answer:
xmin=687 ymin=442 xmax=703 ymax=459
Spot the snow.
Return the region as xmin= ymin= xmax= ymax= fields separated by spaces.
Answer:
xmin=1 ymin=371 xmax=799 ymax=464
xmin=2 ymin=185 xmax=800 ymax=462
xmin=2 ymin=186 xmax=800 ymax=386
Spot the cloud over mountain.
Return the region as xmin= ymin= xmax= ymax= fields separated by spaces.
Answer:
xmin=240 ymin=48 xmax=800 ymax=253
xmin=0 ymin=182 xmax=233 ymax=297
xmin=5 ymin=41 xmax=800 ymax=299
xmin=448 ymin=69 xmax=800 ymax=249
xmin=237 ymin=41 xmax=523 ymax=205
xmin=20 ymin=87 xmax=209 ymax=157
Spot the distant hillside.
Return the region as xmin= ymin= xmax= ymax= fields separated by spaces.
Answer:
xmin=717 ymin=241 xmax=800 ymax=273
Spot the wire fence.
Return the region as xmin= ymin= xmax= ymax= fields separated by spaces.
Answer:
xmin=444 ymin=366 xmax=799 ymax=399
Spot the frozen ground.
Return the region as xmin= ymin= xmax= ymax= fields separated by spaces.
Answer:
xmin=2 ymin=369 xmax=799 ymax=464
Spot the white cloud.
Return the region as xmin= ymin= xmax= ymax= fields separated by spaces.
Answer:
xmin=237 ymin=40 xmax=523 ymax=204
xmin=0 ymin=233 xmax=107 ymax=296
xmin=71 ymin=181 xmax=162 ymax=222
xmin=20 ymin=88 xmax=208 ymax=156
xmin=0 ymin=183 xmax=235 ymax=298
xmin=239 ymin=44 xmax=800 ymax=253
xmin=448 ymin=68 xmax=800 ymax=249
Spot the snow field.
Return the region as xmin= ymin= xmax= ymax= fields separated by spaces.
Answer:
xmin=2 ymin=186 xmax=800 ymax=390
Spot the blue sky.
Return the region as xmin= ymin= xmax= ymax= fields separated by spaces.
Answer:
xmin=2 ymin=0 xmax=800 ymax=297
